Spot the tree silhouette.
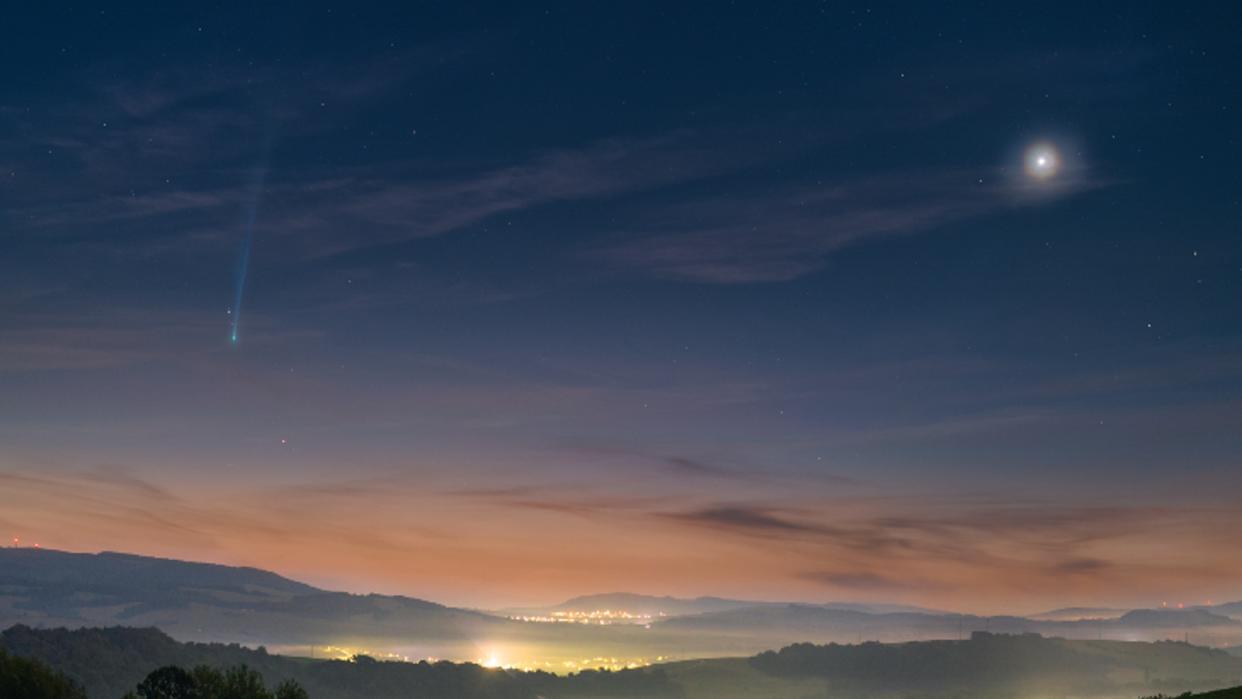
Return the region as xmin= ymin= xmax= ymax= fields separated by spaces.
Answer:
xmin=133 ymin=664 xmax=308 ymax=699
xmin=136 ymin=666 xmax=200 ymax=699
xmin=0 ymin=648 xmax=87 ymax=699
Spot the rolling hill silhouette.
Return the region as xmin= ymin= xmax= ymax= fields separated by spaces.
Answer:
xmin=6 ymin=625 xmax=1242 ymax=699
xmin=4 ymin=547 xmax=1241 ymax=664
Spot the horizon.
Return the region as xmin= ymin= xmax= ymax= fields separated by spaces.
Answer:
xmin=3 ymin=2 xmax=1242 ymax=625
xmin=1 ymin=544 xmax=1229 ymax=618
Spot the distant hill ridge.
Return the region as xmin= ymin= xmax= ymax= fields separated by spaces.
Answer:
xmin=501 ymin=591 xmax=945 ymax=618
xmin=1122 ymin=609 xmax=1240 ymax=628
xmin=0 ymin=547 xmax=487 ymax=650
xmin=3 ymin=547 xmax=1241 ymax=663
xmin=1033 ymin=606 xmax=1129 ymax=620
xmin=0 ymin=548 xmax=320 ymax=595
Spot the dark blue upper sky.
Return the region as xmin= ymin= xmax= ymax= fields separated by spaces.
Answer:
xmin=2 ymin=2 xmax=1240 ymax=608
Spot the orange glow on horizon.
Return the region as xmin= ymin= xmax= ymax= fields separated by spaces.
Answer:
xmin=2 ymin=465 xmax=1241 ymax=614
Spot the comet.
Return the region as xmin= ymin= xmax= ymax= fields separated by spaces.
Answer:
xmin=229 ymin=134 xmax=274 ymax=346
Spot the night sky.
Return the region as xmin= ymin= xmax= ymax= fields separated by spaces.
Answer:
xmin=3 ymin=3 xmax=1241 ymax=612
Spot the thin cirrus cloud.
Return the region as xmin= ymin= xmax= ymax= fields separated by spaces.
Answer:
xmin=659 ymin=498 xmax=1242 ymax=601
xmin=553 ymin=443 xmax=773 ymax=484
xmin=8 ymin=130 xmax=747 ymax=263
xmin=591 ymin=168 xmax=1109 ymax=284
xmin=3 ymin=44 xmax=1139 ymax=291
xmin=663 ymin=503 xmax=917 ymax=553
xmin=281 ymin=133 xmax=739 ymax=257
xmin=668 ymin=504 xmax=834 ymax=535
xmin=227 ymin=143 xmax=1104 ymax=277
xmin=800 ymin=570 xmax=931 ymax=593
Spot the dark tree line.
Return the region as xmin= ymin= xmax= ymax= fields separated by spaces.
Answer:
xmin=123 ymin=665 xmax=308 ymax=699
xmin=0 ymin=626 xmax=683 ymax=699
xmin=0 ymin=647 xmax=88 ymax=699
xmin=1 ymin=649 xmax=309 ymax=699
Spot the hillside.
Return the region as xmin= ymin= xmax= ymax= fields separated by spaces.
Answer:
xmin=746 ymin=632 xmax=1242 ymax=699
xmin=7 ymin=625 xmax=1242 ymax=699
xmin=1121 ymin=610 xmax=1240 ymax=628
xmin=1033 ymin=607 xmax=1129 ymax=621
xmin=5 ymin=548 xmax=1241 ymax=668
xmin=1168 ymin=685 xmax=1242 ymax=699
xmin=655 ymin=604 xmax=1241 ymax=646
xmin=0 ymin=625 xmax=677 ymax=699
xmin=1210 ymin=603 xmax=1242 ymax=621
xmin=0 ymin=549 xmax=776 ymax=666
xmin=501 ymin=593 xmax=939 ymax=620
xmin=0 ymin=549 xmax=499 ymax=654
xmin=501 ymin=593 xmax=768 ymax=619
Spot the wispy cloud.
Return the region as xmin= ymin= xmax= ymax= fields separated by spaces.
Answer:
xmin=669 ymin=505 xmax=828 ymax=535
xmin=446 ymin=482 xmax=673 ymax=519
xmin=553 ymin=443 xmax=776 ymax=484
xmin=800 ymin=570 xmax=933 ymax=593
xmin=663 ymin=503 xmax=916 ymax=552
xmin=0 ymin=307 xmax=314 ymax=372
xmin=658 ymin=496 xmax=1242 ymax=604
xmin=2 ymin=43 xmax=1133 ymax=306
xmin=592 ymin=168 xmax=1108 ymax=283
xmin=1052 ymin=557 xmax=1114 ymax=576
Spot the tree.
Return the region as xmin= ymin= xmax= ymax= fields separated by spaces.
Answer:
xmin=190 ymin=666 xmax=227 ymax=697
xmin=273 ymin=679 xmax=310 ymax=699
xmin=0 ymin=648 xmax=88 ymax=699
xmin=219 ymin=666 xmax=271 ymax=699
xmin=132 ymin=664 xmax=309 ymax=699
xmin=136 ymin=666 xmax=200 ymax=699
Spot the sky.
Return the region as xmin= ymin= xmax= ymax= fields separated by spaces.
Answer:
xmin=2 ymin=2 xmax=1241 ymax=614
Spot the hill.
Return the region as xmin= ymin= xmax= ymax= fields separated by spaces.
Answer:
xmin=654 ymin=603 xmax=1241 ymax=647
xmin=1121 ymin=610 xmax=1240 ymax=628
xmin=746 ymin=632 xmax=1242 ymax=699
xmin=1210 ymin=603 xmax=1242 ymax=621
xmin=1166 ymin=685 xmax=1242 ymax=699
xmin=0 ymin=549 xmax=783 ymax=666
xmin=1033 ymin=606 xmax=1129 ymax=621
xmin=0 ymin=548 xmax=503 ymax=656
xmin=500 ymin=592 xmax=939 ymax=620
xmin=0 ymin=549 xmax=318 ymax=597
xmin=0 ymin=625 xmax=678 ymax=699
xmin=501 ymin=593 xmax=766 ymax=619
xmin=5 ymin=548 xmax=1241 ymax=667
xmin=7 ymin=625 xmax=1242 ymax=699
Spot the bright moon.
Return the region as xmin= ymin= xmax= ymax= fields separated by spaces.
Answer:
xmin=1024 ymin=143 xmax=1061 ymax=180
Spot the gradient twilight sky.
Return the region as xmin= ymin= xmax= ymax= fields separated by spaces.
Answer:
xmin=2 ymin=3 xmax=1241 ymax=614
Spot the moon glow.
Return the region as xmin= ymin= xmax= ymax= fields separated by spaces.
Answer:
xmin=1024 ymin=143 xmax=1061 ymax=180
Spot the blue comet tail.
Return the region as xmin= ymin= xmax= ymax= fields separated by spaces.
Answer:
xmin=229 ymin=159 xmax=270 ymax=346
